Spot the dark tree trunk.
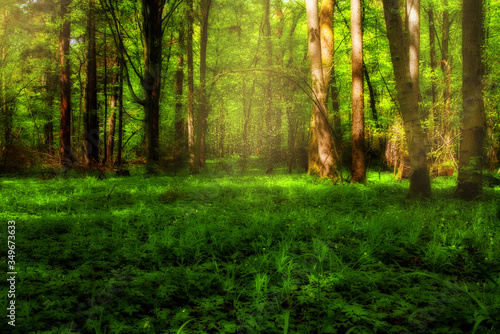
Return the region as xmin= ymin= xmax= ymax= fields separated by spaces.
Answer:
xmin=84 ymin=0 xmax=99 ymax=166
xmin=44 ymin=72 xmax=57 ymax=155
xmin=103 ymin=27 xmax=108 ymax=164
xmin=142 ymin=0 xmax=164 ymax=165
xmin=456 ymin=0 xmax=485 ymax=199
xmin=116 ymin=60 xmax=124 ymax=165
xmin=59 ymin=0 xmax=72 ymax=164
xmin=1 ymin=13 xmax=11 ymax=166
xmin=363 ymin=65 xmax=379 ymax=128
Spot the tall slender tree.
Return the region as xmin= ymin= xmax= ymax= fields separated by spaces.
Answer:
xmin=351 ymin=0 xmax=365 ymax=182
xmin=1 ymin=10 xmax=10 ymax=165
xmin=456 ymin=0 xmax=485 ymax=199
xmin=305 ymin=0 xmax=334 ymax=178
xmin=382 ymin=0 xmax=431 ymax=197
xmin=106 ymin=58 xmax=120 ymax=165
xmin=187 ymin=0 xmax=195 ymax=170
xmin=194 ymin=0 xmax=212 ymax=172
xmin=174 ymin=28 xmax=185 ymax=164
xmin=142 ymin=0 xmax=165 ymax=165
xmin=441 ymin=1 xmax=452 ymax=143
xmin=59 ymin=0 xmax=72 ymax=164
xmin=116 ymin=59 xmax=124 ymax=165
xmin=263 ymin=0 xmax=275 ymax=172
xmin=84 ymin=0 xmax=99 ymax=166
xmin=308 ymin=0 xmax=337 ymax=176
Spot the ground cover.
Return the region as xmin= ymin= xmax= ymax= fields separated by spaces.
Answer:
xmin=1 ymin=163 xmax=499 ymax=333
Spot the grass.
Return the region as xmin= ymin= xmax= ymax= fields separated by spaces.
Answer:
xmin=1 ymin=160 xmax=499 ymax=333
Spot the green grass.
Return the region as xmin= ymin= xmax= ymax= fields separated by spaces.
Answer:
xmin=1 ymin=163 xmax=499 ymax=333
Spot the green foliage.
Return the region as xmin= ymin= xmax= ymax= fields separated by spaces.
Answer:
xmin=0 ymin=168 xmax=499 ymax=333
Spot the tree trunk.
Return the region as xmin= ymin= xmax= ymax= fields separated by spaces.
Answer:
xmin=427 ymin=5 xmax=437 ymax=148
xmin=187 ymin=0 xmax=195 ymax=171
xmin=406 ymin=0 xmax=420 ymax=98
xmin=382 ymin=0 xmax=431 ymax=198
xmin=44 ymin=76 xmax=55 ymax=156
xmin=306 ymin=0 xmax=334 ymax=178
xmin=308 ymin=0 xmax=338 ymax=176
xmin=441 ymin=3 xmax=452 ymax=142
xmin=456 ymin=0 xmax=485 ymax=199
xmin=142 ymin=0 xmax=164 ymax=165
xmin=263 ymin=0 xmax=275 ymax=171
xmin=174 ymin=28 xmax=184 ymax=164
xmin=242 ymin=79 xmax=255 ymax=170
xmin=351 ymin=0 xmax=365 ymax=183
xmin=116 ymin=60 xmax=124 ymax=165
xmin=330 ymin=1 xmax=342 ymax=174
xmin=106 ymin=58 xmax=119 ymax=165
xmin=363 ymin=65 xmax=379 ymax=128
xmin=428 ymin=5 xmax=438 ymax=108
xmin=1 ymin=10 xmax=11 ymax=165
xmin=194 ymin=0 xmax=212 ymax=172
xmin=84 ymin=0 xmax=99 ymax=166
xmin=59 ymin=0 xmax=72 ymax=164
xmin=218 ymin=94 xmax=225 ymax=159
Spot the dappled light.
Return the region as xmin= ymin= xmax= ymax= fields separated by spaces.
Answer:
xmin=0 ymin=0 xmax=499 ymax=332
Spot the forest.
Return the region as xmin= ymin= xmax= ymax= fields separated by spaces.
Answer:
xmin=1 ymin=0 xmax=500 ymax=333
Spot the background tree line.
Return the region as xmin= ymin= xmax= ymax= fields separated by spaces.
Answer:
xmin=0 ymin=0 xmax=498 ymax=199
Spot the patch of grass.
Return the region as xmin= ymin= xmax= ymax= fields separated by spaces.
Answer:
xmin=0 ymin=165 xmax=499 ymax=333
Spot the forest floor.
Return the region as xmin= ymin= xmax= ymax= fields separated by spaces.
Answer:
xmin=1 ymin=159 xmax=499 ymax=333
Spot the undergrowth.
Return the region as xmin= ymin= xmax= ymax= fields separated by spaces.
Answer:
xmin=0 ymin=162 xmax=499 ymax=333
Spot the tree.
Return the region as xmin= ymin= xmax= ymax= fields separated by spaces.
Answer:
xmin=263 ymin=0 xmax=275 ymax=172
xmin=1 ymin=9 xmax=11 ymax=166
xmin=103 ymin=0 xmax=181 ymax=166
xmin=142 ymin=0 xmax=165 ymax=164
xmin=441 ymin=1 xmax=453 ymax=146
xmin=84 ymin=0 xmax=99 ymax=166
xmin=305 ymin=0 xmax=334 ymax=178
xmin=106 ymin=58 xmax=120 ymax=165
xmin=59 ymin=0 xmax=72 ymax=164
xmin=455 ymin=0 xmax=485 ymax=199
xmin=351 ymin=0 xmax=365 ymax=182
xmin=116 ymin=59 xmax=124 ymax=165
xmin=187 ymin=0 xmax=195 ymax=170
xmin=174 ymin=27 xmax=184 ymax=166
xmin=382 ymin=0 xmax=431 ymax=197
xmin=406 ymin=0 xmax=420 ymax=98
xmin=308 ymin=0 xmax=338 ymax=177
xmin=193 ymin=0 xmax=212 ymax=172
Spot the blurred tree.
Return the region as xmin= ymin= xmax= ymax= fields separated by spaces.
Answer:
xmin=382 ymin=0 xmax=431 ymax=197
xmin=456 ymin=0 xmax=485 ymax=199
xmin=84 ymin=0 xmax=99 ymax=166
xmin=59 ymin=0 xmax=72 ymax=165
